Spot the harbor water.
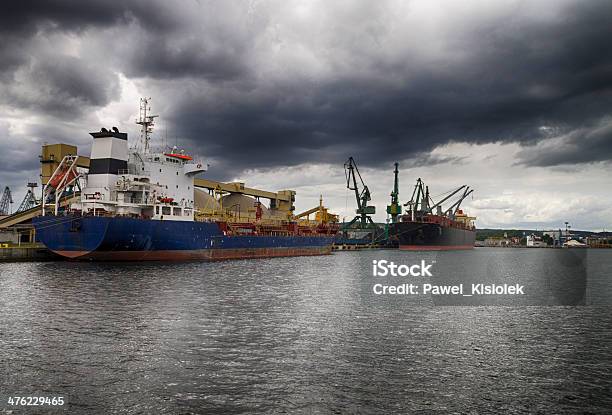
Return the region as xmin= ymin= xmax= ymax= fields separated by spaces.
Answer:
xmin=1 ymin=248 xmax=612 ymax=413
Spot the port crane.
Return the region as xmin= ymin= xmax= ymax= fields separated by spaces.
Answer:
xmin=344 ymin=156 xmax=376 ymax=228
xmin=443 ymin=186 xmax=474 ymax=217
xmin=404 ymin=178 xmax=473 ymax=220
xmin=17 ymin=182 xmax=39 ymax=213
xmin=0 ymin=186 xmax=13 ymax=215
xmin=386 ymin=162 xmax=401 ymax=223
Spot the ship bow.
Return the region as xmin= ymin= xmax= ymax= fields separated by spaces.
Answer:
xmin=33 ymin=215 xmax=109 ymax=258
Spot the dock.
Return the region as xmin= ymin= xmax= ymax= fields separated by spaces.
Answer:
xmin=0 ymin=243 xmax=60 ymax=262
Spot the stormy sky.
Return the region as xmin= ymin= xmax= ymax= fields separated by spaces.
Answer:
xmin=1 ymin=0 xmax=611 ymax=230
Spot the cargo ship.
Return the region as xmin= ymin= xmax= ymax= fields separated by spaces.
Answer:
xmin=33 ymin=99 xmax=338 ymax=261
xmin=390 ymin=178 xmax=476 ymax=250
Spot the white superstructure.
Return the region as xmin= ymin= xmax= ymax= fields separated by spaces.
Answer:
xmin=74 ymin=98 xmax=205 ymax=221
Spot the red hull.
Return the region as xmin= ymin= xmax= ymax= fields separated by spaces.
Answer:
xmin=399 ymin=244 xmax=474 ymax=251
xmin=54 ymin=246 xmax=332 ymax=261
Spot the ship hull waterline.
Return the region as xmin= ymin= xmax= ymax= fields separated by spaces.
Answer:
xmin=392 ymin=221 xmax=476 ymax=251
xmin=33 ymin=215 xmax=335 ymax=261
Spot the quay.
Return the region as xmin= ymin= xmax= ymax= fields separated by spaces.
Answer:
xmin=0 ymin=243 xmax=60 ymax=262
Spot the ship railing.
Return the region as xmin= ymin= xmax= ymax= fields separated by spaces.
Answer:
xmin=83 ymin=192 xmax=106 ymax=201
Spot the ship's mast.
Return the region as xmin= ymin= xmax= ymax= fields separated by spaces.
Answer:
xmin=135 ymin=97 xmax=158 ymax=153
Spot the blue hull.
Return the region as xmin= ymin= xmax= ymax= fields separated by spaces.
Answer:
xmin=33 ymin=215 xmax=334 ymax=261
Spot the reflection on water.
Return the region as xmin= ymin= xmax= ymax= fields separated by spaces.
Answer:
xmin=1 ymin=248 xmax=612 ymax=413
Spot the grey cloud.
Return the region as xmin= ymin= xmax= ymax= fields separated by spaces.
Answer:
xmin=1 ymin=0 xmax=612 ymax=172
xmin=2 ymin=53 xmax=120 ymax=117
xmin=403 ymin=153 xmax=467 ymax=168
xmin=0 ymin=122 xmax=44 ymax=190
xmin=516 ymin=119 xmax=612 ymax=167
xmin=0 ymin=0 xmax=179 ymax=116
xmin=0 ymin=0 xmax=179 ymax=36
xmin=136 ymin=0 xmax=612 ymax=170
xmin=119 ymin=29 xmax=251 ymax=81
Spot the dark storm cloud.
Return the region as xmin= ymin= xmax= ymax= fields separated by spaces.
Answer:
xmin=3 ymin=54 xmax=120 ymax=116
xmin=516 ymin=119 xmax=612 ymax=167
xmin=0 ymin=0 xmax=177 ymax=36
xmin=121 ymin=34 xmax=250 ymax=81
xmin=0 ymin=43 xmax=26 ymax=75
xmin=107 ymin=2 xmax=262 ymax=81
xmin=0 ymin=0 xmax=180 ymax=116
xmin=0 ymin=1 xmax=127 ymax=75
xmin=404 ymin=153 xmax=467 ymax=168
xmin=2 ymin=0 xmax=612 ymax=171
xmin=141 ymin=0 xmax=612 ymax=170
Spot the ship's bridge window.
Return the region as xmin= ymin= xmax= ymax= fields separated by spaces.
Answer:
xmin=172 ymin=207 xmax=181 ymax=216
xmin=162 ymin=206 xmax=171 ymax=215
xmin=184 ymin=209 xmax=192 ymax=216
xmin=154 ymin=157 xmax=159 ymax=161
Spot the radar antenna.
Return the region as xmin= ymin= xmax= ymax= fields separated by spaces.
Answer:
xmin=135 ymin=97 xmax=158 ymax=153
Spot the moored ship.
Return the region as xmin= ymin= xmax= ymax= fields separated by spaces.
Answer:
xmin=33 ymin=99 xmax=338 ymax=261
xmin=391 ymin=178 xmax=476 ymax=250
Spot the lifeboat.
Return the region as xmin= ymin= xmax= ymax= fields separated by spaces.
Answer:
xmin=49 ymin=167 xmax=77 ymax=188
xmin=164 ymin=152 xmax=192 ymax=161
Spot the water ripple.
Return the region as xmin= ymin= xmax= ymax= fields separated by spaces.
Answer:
xmin=1 ymin=249 xmax=612 ymax=413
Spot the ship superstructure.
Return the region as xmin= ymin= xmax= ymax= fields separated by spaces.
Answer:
xmin=66 ymin=98 xmax=204 ymax=221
